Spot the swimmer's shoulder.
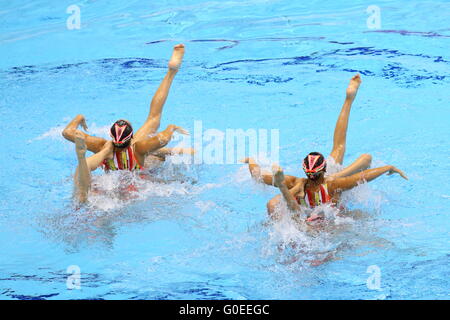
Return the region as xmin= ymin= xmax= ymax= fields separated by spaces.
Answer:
xmin=293 ymin=177 xmax=307 ymax=186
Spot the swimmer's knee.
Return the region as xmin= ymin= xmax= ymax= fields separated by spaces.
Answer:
xmin=330 ymin=145 xmax=345 ymax=163
xmin=62 ymin=128 xmax=74 ymax=140
xmin=266 ymin=200 xmax=275 ymax=214
xmin=267 ymin=197 xmax=280 ymax=220
xmin=361 ymin=153 xmax=372 ymax=165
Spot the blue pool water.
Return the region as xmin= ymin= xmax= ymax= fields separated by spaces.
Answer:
xmin=0 ymin=0 xmax=449 ymax=300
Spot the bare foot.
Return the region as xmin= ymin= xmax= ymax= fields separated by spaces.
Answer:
xmin=387 ymin=165 xmax=408 ymax=180
xmin=168 ymin=44 xmax=185 ymax=70
xmin=171 ymin=124 xmax=189 ymax=135
xmin=346 ymin=74 xmax=362 ymax=99
xmin=74 ymin=130 xmax=87 ymax=157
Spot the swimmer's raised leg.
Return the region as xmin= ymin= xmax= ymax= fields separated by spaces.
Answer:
xmin=329 ymin=74 xmax=362 ymax=165
xmin=134 ymin=44 xmax=185 ymax=141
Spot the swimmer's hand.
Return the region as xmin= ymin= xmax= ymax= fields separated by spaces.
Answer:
xmin=170 ymin=125 xmax=189 ymax=135
xmin=179 ymin=147 xmax=196 ymax=155
xmin=272 ymin=164 xmax=302 ymax=213
xmin=272 ymin=164 xmax=286 ymax=187
xmin=387 ymin=166 xmax=408 ymax=180
xmin=291 ymin=179 xmax=306 ymax=199
xmin=239 ymin=157 xmax=256 ymax=164
xmin=306 ymin=213 xmax=324 ymax=222
xmin=169 ymin=147 xmax=196 ymax=155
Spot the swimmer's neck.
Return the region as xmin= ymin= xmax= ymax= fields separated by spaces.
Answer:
xmin=113 ymin=146 xmax=126 ymax=152
xmin=112 ymin=139 xmax=134 ymax=152
xmin=306 ymin=175 xmax=325 ymax=187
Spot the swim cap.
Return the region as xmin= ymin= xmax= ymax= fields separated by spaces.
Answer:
xmin=303 ymin=152 xmax=326 ymax=174
xmin=110 ymin=119 xmax=133 ymax=147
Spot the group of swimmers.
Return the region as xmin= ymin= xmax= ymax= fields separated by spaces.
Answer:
xmin=62 ymin=44 xmax=407 ymax=223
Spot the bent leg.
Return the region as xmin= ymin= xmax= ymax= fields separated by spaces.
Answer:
xmin=329 ymin=74 xmax=362 ymax=164
xmin=134 ymin=44 xmax=185 ymax=141
xmin=62 ymin=114 xmax=107 ymax=153
xmin=330 ymin=153 xmax=372 ymax=178
xmin=267 ymin=195 xmax=282 ymax=221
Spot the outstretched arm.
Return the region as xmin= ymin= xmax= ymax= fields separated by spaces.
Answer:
xmin=84 ymin=141 xmax=114 ymax=171
xmin=330 ymin=153 xmax=372 ymax=178
xmin=62 ymin=114 xmax=107 ymax=153
xmin=241 ymin=158 xmax=298 ymax=188
xmin=329 ymin=165 xmax=408 ymax=193
xmin=134 ymin=44 xmax=185 ymax=141
xmin=134 ymin=124 xmax=189 ymax=156
xmin=288 ymin=178 xmax=307 ymax=199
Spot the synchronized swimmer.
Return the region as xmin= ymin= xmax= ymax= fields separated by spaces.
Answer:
xmin=243 ymin=74 xmax=407 ymax=222
xmin=62 ymin=44 xmax=193 ymax=203
xmin=62 ymin=45 xmax=407 ymax=221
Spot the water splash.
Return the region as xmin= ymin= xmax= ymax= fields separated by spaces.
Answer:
xmin=86 ymin=156 xmax=199 ymax=212
xmin=262 ymin=176 xmax=387 ymax=268
xmin=29 ymin=123 xmax=110 ymax=142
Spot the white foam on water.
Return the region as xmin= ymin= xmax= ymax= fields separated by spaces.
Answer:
xmin=254 ymin=172 xmax=387 ymax=267
xmin=30 ymin=123 xmax=110 ymax=142
xmin=234 ymin=165 xmax=253 ymax=184
xmin=30 ymin=125 xmax=66 ymax=142
xmin=85 ymin=159 xmax=199 ymax=212
xmin=325 ymin=156 xmax=345 ymax=176
xmin=340 ymin=181 xmax=387 ymax=213
xmin=195 ymin=200 xmax=217 ymax=213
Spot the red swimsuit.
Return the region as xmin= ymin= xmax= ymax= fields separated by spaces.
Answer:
xmin=102 ymin=146 xmax=142 ymax=171
xmin=296 ymin=183 xmax=331 ymax=208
